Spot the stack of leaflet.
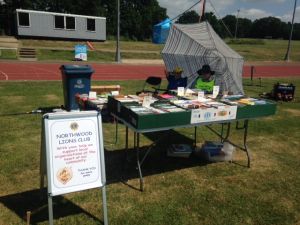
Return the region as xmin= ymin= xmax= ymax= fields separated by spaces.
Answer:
xmin=237 ymin=98 xmax=267 ymax=105
xmin=127 ymin=94 xmax=143 ymax=102
xmin=86 ymin=97 xmax=108 ymax=110
xmin=206 ymin=101 xmax=228 ymax=108
xmin=126 ymin=105 xmax=158 ymax=115
xmin=167 ymin=144 xmax=193 ymax=158
xmin=114 ymin=95 xmax=140 ymax=103
xmin=158 ymin=93 xmax=179 ymax=100
xmin=171 ymin=100 xmax=210 ymax=109
xmin=222 ymin=96 xmax=268 ymax=106
xmin=152 ymin=103 xmax=186 ymax=113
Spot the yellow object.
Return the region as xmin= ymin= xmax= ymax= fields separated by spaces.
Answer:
xmin=173 ymin=66 xmax=183 ymax=73
xmin=238 ymin=99 xmax=255 ymax=105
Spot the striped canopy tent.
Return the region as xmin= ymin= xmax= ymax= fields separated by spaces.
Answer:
xmin=161 ymin=21 xmax=244 ymax=94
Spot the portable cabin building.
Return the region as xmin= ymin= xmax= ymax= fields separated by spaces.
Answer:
xmin=15 ymin=9 xmax=106 ymax=41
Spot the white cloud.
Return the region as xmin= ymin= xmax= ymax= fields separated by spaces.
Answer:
xmin=280 ymin=6 xmax=300 ymax=23
xmin=237 ymin=8 xmax=272 ymax=20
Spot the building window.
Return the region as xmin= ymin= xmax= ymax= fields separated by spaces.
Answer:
xmin=87 ymin=18 xmax=95 ymax=31
xmin=54 ymin=15 xmax=64 ymax=29
xmin=66 ymin=16 xmax=75 ymax=30
xmin=18 ymin=12 xmax=30 ymax=27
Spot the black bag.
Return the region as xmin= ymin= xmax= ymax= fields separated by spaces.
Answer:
xmin=271 ymin=83 xmax=295 ymax=101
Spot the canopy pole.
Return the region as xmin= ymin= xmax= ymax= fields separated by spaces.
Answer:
xmin=201 ymin=0 xmax=206 ymax=22
xmin=284 ymin=0 xmax=297 ymax=61
xmin=115 ymin=0 xmax=121 ymax=63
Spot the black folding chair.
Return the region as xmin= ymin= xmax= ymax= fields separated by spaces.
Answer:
xmin=136 ymin=76 xmax=162 ymax=95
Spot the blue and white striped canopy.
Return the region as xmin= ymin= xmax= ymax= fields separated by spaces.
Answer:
xmin=161 ymin=21 xmax=244 ymax=95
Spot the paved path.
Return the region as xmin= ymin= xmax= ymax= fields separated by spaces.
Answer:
xmin=0 ymin=61 xmax=300 ymax=81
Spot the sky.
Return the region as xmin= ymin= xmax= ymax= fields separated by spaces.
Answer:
xmin=157 ymin=0 xmax=300 ymax=23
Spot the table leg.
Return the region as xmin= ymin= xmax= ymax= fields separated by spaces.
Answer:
xmin=125 ymin=126 xmax=128 ymax=150
xmin=224 ymin=123 xmax=231 ymax=141
xmin=220 ymin=123 xmax=224 ymax=142
xmin=114 ymin=118 xmax=118 ymax=144
xmin=135 ymin=132 xmax=144 ymax=191
xmin=244 ymin=120 xmax=251 ymax=168
xmin=194 ymin=127 xmax=197 ymax=147
xmin=123 ymin=126 xmax=129 ymax=176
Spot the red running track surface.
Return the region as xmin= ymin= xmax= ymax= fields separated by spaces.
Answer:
xmin=0 ymin=62 xmax=300 ymax=81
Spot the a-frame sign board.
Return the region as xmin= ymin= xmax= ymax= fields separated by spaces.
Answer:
xmin=40 ymin=111 xmax=108 ymax=225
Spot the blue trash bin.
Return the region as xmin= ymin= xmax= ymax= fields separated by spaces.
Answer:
xmin=60 ymin=65 xmax=94 ymax=111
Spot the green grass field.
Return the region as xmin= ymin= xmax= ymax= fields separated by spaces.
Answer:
xmin=0 ymin=78 xmax=300 ymax=225
xmin=0 ymin=49 xmax=18 ymax=60
xmin=0 ymin=38 xmax=293 ymax=62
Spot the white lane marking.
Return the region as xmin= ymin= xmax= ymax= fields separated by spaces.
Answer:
xmin=0 ymin=70 xmax=9 ymax=80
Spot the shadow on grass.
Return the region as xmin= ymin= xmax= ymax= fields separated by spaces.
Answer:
xmin=0 ymin=188 xmax=103 ymax=225
xmin=105 ymin=129 xmax=209 ymax=186
xmin=0 ymin=131 xmax=207 ymax=223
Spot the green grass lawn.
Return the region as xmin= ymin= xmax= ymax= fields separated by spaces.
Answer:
xmin=0 ymin=78 xmax=300 ymax=225
xmin=229 ymin=39 xmax=300 ymax=61
xmin=37 ymin=49 xmax=162 ymax=62
xmin=0 ymin=49 xmax=18 ymax=60
xmin=15 ymin=38 xmax=300 ymax=62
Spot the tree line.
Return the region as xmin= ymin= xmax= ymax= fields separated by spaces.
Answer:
xmin=0 ymin=0 xmax=299 ymax=40
xmin=176 ymin=10 xmax=299 ymax=40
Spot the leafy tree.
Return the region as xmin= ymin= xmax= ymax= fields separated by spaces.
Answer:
xmin=176 ymin=10 xmax=200 ymax=24
xmin=221 ymin=15 xmax=236 ymax=37
xmin=292 ymin=23 xmax=300 ymax=40
xmin=236 ymin=18 xmax=252 ymax=38
xmin=250 ymin=17 xmax=284 ymax=39
xmin=204 ymin=12 xmax=223 ymax=37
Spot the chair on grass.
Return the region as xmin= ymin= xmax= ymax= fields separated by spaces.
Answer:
xmin=136 ymin=76 xmax=162 ymax=95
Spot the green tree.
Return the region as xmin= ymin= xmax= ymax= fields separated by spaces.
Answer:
xmin=176 ymin=10 xmax=200 ymax=24
xmin=251 ymin=17 xmax=285 ymax=39
xmin=204 ymin=12 xmax=223 ymax=37
xmin=236 ymin=18 xmax=252 ymax=38
xmin=221 ymin=15 xmax=236 ymax=38
xmin=293 ymin=23 xmax=300 ymax=40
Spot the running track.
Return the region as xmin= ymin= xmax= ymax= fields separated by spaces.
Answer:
xmin=0 ymin=62 xmax=300 ymax=81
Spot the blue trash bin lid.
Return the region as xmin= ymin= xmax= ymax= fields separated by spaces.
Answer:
xmin=61 ymin=65 xmax=94 ymax=75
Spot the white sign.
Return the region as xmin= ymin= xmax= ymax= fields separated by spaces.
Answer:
xmin=142 ymin=96 xmax=152 ymax=107
xmin=198 ymin=91 xmax=205 ymax=100
xmin=44 ymin=111 xmax=105 ymax=196
xmin=75 ymin=44 xmax=87 ymax=61
xmin=190 ymin=105 xmax=237 ymax=124
xmin=111 ymin=90 xmax=119 ymax=96
xmin=212 ymin=86 xmax=220 ymax=98
xmin=177 ymin=87 xmax=185 ymax=96
xmin=89 ymin=91 xmax=97 ymax=99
